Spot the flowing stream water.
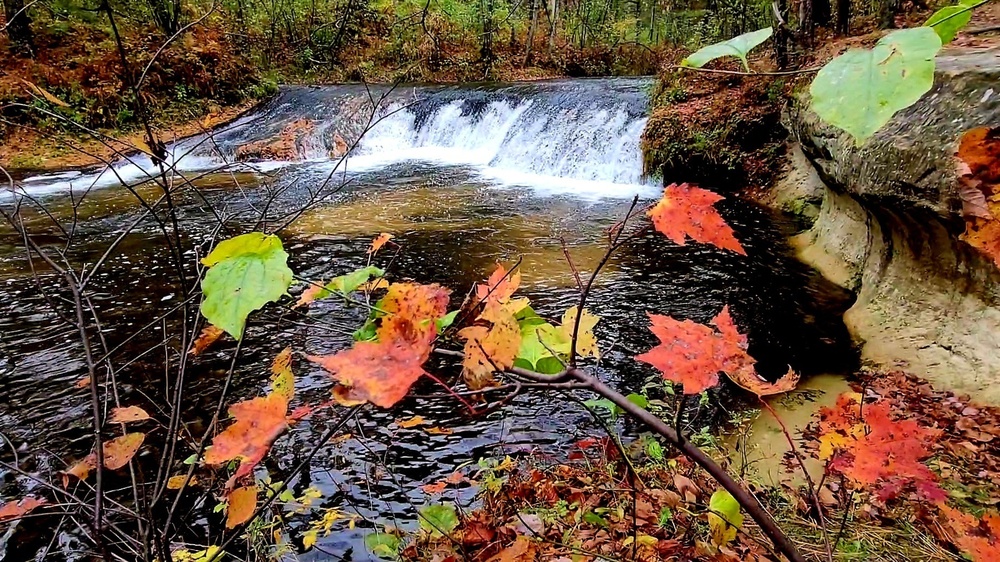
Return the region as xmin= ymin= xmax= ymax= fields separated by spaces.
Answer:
xmin=0 ymin=78 xmax=858 ymax=560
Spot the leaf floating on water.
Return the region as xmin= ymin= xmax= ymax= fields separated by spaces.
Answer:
xmin=397 ymin=415 xmax=426 ymax=428
xmin=0 ymin=497 xmax=47 ymax=522
xmin=648 ymin=183 xmax=745 ymax=255
xmin=269 ymin=347 xmax=295 ymax=401
xmin=189 ymin=325 xmax=225 ymax=356
xmin=226 ymin=484 xmax=258 ymax=529
xmin=419 ymin=504 xmax=459 ymax=537
xmin=109 ymin=406 xmax=152 ymax=424
xmin=425 ymin=426 xmax=453 ymax=435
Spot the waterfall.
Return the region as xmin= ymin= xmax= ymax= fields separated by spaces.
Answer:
xmin=11 ymin=78 xmax=658 ymax=199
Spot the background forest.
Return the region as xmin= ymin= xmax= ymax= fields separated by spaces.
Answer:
xmin=1 ymin=0 xmax=913 ymax=139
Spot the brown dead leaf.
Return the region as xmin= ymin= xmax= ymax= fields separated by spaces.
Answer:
xmin=109 ymin=406 xmax=151 ymax=424
xmin=487 ymin=536 xmax=537 ymax=562
xmin=673 ymin=474 xmax=700 ymax=503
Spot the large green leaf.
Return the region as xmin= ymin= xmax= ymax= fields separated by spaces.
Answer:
xmin=681 ymin=27 xmax=773 ymax=72
xmin=200 ymin=233 xmax=293 ymax=339
xmin=924 ymin=0 xmax=978 ymax=44
xmin=418 ymin=504 xmax=459 ymax=537
xmin=707 ymin=489 xmax=743 ymax=546
xmin=809 ymin=27 xmax=942 ymax=146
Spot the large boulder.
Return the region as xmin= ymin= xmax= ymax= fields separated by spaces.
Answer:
xmin=780 ymin=46 xmax=1000 ymax=403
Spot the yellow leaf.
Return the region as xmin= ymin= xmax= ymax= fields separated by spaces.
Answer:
xmin=226 ymin=484 xmax=258 ymax=529
xmin=397 ymin=415 xmax=426 ymax=428
xmin=167 ymin=475 xmax=198 ymax=489
xmin=303 ymin=529 xmax=318 ymax=550
xmin=270 ymin=347 xmax=294 ymax=401
xmin=425 ymin=427 xmax=453 ymax=435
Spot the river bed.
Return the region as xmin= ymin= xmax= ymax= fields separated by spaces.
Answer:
xmin=0 ymin=78 xmax=858 ymax=560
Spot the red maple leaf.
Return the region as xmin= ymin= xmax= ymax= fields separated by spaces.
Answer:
xmin=636 ymin=305 xmax=757 ymax=395
xmin=647 ymin=183 xmax=746 ymax=255
xmin=818 ymin=394 xmax=945 ymax=503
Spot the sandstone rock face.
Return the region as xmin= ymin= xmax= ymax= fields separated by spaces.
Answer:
xmin=780 ymin=47 xmax=1000 ymax=403
xmin=235 ymin=118 xmax=318 ymax=162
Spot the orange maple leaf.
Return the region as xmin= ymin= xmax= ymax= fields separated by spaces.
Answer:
xmin=226 ymin=484 xmax=258 ymax=529
xmin=62 ymin=433 xmax=146 ymax=485
xmin=0 ymin=497 xmax=47 ymax=522
xmin=636 ymin=306 xmax=756 ymax=395
xmin=189 ymin=325 xmax=225 ymax=355
xmin=459 ymin=307 xmax=521 ymax=390
xmin=205 ymin=393 xmax=289 ymax=483
xmin=311 ymin=282 xmax=450 ymax=408
xmin=476 ymin=264 xmax=523 ymax=313
xmin=377 ymin=283 xmax=450 ymax=348
xmin=648 ymin=183 xmax=746 ymax=255
xmin=941 ymin=505 xmax=1000 ymax=562
xmin=109 ymin=406 xmax=152 ymax=424
xmin=819 ymin=394 xmax=945 ymax=503
xmin=368 ymin=232 xmax=394 ymax=254
xmin=310 ymin=337 xmax=429 ymax=408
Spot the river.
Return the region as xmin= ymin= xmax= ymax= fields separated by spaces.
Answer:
xmin=0 ymin=78 xmax=857 ymax=560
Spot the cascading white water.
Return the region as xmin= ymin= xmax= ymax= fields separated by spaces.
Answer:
xmin=351 ymin=98 xmax=652 ymax=188
xmin=9 ymin=78 xmax=659 ymax=200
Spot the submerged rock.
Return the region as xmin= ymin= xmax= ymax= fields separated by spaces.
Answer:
xmin=235 ymin=118 xmax=318 ymax=162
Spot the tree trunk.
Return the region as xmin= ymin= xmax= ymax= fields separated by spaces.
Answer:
xmin=525 ymin=0 xmax=539 ymax=64
xmin=813 ymin=0 xmax=831 ymax=26
xmin=880 ymin=0 xmax=899 ymax=29
xmin=773 ymin=0 xmax=788 ymax=69
xmin=799 ymin=0 xmax=814 ymax=46
xmin=3 ymin=0 xmax=34 ymax=55
xmin=548 ymin=0 xmax=557 ymax=56
xmin=835 ymin=0 xmax=849 ymax=35
xmin=146 ymin=0 xmax=182 ymax=35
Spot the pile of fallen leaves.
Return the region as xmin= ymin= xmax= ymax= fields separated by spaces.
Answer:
xmin=403 ymin=441 xmax=780 ymax=562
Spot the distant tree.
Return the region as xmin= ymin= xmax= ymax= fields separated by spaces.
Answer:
xmin=835 ymin=0 xmax=849 ymax=35
xmin=146 ymin=0 xmax=182 ymax=35
xmin=3 ymin=0 xmax=34 ymax=55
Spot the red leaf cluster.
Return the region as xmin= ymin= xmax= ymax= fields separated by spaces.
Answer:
xmin=818 ymin=393 xmax=945 ymax=503
xmin=0 ymin=497 xmax=47 ymax=523
xmin=647 ymin=183 xmax=745 ymax=255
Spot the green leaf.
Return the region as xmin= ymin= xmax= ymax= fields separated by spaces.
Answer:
xmin=353 ymin=319 xmax=378 ymax=342
xmin=584 ymin=398 xmax=622 ymax=420
xmin=681 ymin=27 xmax=773 ymax=72
xmin=435 ymin=310 xmax=460 ymax=332
xmin=200 ymin=233 xmax=293 ymax=339
xmin=516 ymin=321 xmax=559 ymax=371
xmin=328 ymin=266 xmax=385 ymax=296
xmin=626 ymin=393 xmax=649 ymax=409
xmin=365 ymin=532 xmax=402 ymax=559
xmin=809 ymin=27 xmax=942 ymax=146
xmin=583 ymin=511 xmax=609 ymax=528
xmin=418 ymin=504 xmax=459 ymax=537
xmin=183 ymin=454 xmax=198 ymax=465
xmin=708 ymin=489 xmax=743 ymax=547
xmin=924 ymin=0 xmax=978 ymax=44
